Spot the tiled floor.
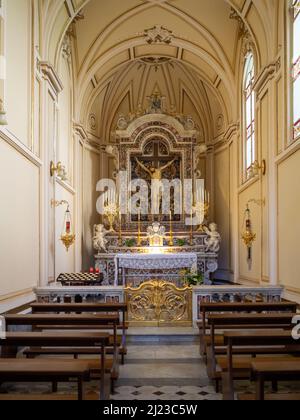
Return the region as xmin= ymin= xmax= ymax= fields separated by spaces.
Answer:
xmin=3 ymin=327 xmax=300 ymax=400
xmin=111 ymin=341 xmax=222 ymax=400
xmin=0 ymin=330 xmax=223 ymax=400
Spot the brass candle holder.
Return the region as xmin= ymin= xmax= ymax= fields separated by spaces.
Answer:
xmin=193 ymin=201 xmax=210 ymax=232
xmin=169 ymin=211 xmax=174 ymax=247
xmin=137 ymin=210 xmax=142 ymax=247
xmin=118 ymin=212 xmax=123 ymax=247
xmin=51 ymin=199 xmax=76 ymax=252
xmin=190 ymin=209 xmax=194 ymax=246
xmin=103 ymin=202 xmax=118 ymax=232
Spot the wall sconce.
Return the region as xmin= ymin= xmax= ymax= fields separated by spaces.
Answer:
xmin=50 ymin=161 xmax=68 ymax=181
xmin=250 ymin=159 xmax=266 ymax=176
xmin=51 ymin=200 xmax=75 ymax=252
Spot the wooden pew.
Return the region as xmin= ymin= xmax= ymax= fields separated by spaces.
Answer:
xmin=198 ymin=302 xmax=298 ymax=358
xmin=237 ymin=359 xmax=300 ymax=400
xmin=205 ymin=313 xmax=296 ymax=392
xmin=30 ymin=303 xmax=128 ymax=364
xmin=0 ymin=359 xmax=90 ymax=400
xmin=221 ymin=330 xmax=300 ymax=400
xmin=0 ymin=331 xmax=110 ymax=400
xmin=4 ymin=314 xmax=119 ymax=393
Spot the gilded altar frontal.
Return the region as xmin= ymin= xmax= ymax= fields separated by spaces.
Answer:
xmin=0 ymin=0 xmax=299 ymax=403
xmin=125 ymin=280 xmax=193 ymax=327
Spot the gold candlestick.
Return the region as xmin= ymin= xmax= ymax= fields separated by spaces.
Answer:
xmin=169 ymin=211 xmax=174 ymax=247
xmin=118 ymin=211 xmax=122 ymax=247
xmin=137 ymin=210 xmax=142 ymax=247
xmin=103 ymin=202 xmax=118 ymax=232
xmin=190 ymin=209 xmax=194 ymax=246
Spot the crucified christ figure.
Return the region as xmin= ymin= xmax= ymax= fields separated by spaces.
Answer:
xmin=135 ymin=157 xmax=176 ymax=214
xmin=135 ymin=157 xmax=176 ymax=181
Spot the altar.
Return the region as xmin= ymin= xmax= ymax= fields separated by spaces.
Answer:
xmin=92 ymin=104 xmax=222 ymax=290
xmin=114 ymin=252 xmax=198 ymax=287
xmin=94 ymin=227 xmax=220 ymax=287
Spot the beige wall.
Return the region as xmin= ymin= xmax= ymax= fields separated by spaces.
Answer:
xmin=214 ymin=147 xmax=231 ymax=280
xmin=238 ymin=181 xmax=262 ymax=283
xmin=0 ymin=1 xmax=41 ymax=311
xmin=5 ymin=0 xmax=31 ymax=146
xmin=0 ymin=138 xmax=39 ymax=299
xmin=278 ymin=148 xmax=300 ymax=292
xmin=82 ymin=147 xmax=100 ymax=271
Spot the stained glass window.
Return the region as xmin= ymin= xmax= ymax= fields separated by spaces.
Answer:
xmin=292 ymin=0 xmax=300 ymax=139
xmin=243 ymin=53 xmax=255 ymax=174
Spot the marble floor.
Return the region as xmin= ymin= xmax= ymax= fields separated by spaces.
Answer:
xmin=112 ymin=331 xmax=222 ymax=400
xmin=1 ymin=328 xmax=300 ymax=400
xmin=0 ymin=328 xmax=223 ymax=400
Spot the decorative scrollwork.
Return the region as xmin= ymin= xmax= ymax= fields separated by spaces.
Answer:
xmin=125 ymin=280 xmax=192 ymax=325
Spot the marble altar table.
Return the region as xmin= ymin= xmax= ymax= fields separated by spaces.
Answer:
xmin=114 ymin=252 xmax=198 ymax=286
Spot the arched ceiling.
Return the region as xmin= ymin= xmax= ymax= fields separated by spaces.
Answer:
xmin=42 ymin=0 xmax=278 ymax=144
xmin=85 ymin=57 xmax=225 ymax=144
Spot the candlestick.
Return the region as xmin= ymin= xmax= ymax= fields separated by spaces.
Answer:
xmin=190 ymin=208 xmax=193 ymax=246
xmin=137 ymin=210 xmax=142 ymax=247
xmin=118 ymin=211 xmax=122 ymax=247
xmin=169 ymin=211 xmax=174 ymax=247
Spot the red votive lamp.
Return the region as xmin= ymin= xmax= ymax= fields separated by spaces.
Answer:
xmin=66 ymin=221 xmax=71 ymax=234
xmin=89 ymin=267 xmax=94 ymax=274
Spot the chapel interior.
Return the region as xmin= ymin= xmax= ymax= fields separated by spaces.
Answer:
xmin=0 ymin=0 xmax=300 ymax=402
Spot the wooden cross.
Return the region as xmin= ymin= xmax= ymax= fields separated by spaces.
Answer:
xmin=137 ymin=140 xmax=175 ymax=168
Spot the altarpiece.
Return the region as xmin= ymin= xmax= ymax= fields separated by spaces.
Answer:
xmin=95 ymin=105 xmax=220 ymax=288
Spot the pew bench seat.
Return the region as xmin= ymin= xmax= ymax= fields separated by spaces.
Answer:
xmin=238 ymin=393 xmax=300 ymax=401
xmin=0 ymin=393 xmax=100 ymax=401
xmin=216 ymin=355 xmax=298 ymax=375
xmin=23 ymin=345 xmax=126 ymax=359
xmin=21 ymin=353 xmax=119 ymax=391
xmin=31 ymin=329 xmax=127 ymax=363
xmin=251 ymin=359 xmax=300 ymax=400
xmin=0 ymin=359 xmax=91 ymax=400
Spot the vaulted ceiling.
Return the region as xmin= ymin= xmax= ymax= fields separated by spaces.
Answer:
xmin=42 ymin=0 xmax=279 ymax=144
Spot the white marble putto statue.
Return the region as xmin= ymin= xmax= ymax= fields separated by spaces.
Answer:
xmin=93 ymin=224 xmax=110 ymax=253
xmin=204 ymin=223 xmax=221 ymax=253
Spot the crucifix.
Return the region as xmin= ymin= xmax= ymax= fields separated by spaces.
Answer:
xmin=135 ymin=141 xmax=176 ymax=177
xmin=134 ymin=140 xmax=178 ymax=216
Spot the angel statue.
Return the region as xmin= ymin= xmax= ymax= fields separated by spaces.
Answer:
xmin=93 ymin=224 xmax=110 ymax=253
xmin=203 ymin=223 xmax=221 ymax=253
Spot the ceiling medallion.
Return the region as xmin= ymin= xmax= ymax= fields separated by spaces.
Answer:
xmin=144 ymin=25 xmax=173 ymax=45
xmin=139 ymin=57 xmax=172 ymax=71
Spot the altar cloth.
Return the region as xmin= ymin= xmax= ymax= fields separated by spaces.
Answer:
xmin=114 ymin=252 xmax=198 ymax=285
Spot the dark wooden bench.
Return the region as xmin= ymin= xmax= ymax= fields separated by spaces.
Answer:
xmin=198 ymin=302 xmax=298 ymax=358
xmin=30 ymin=303 xmax=128 ymax=364
xmin=4 ymin=314 xmax=120 ymax=393
xmin=206 ymin=313 xmax=297 ymax=393
xmin=0 ymin=331 xmax=110 ymax=399
xmin=0 ymin=359 xmax=90 ymax=400
xmin=221 ymin=330 xmax=300 ymax=400
xmin=250 ymin=359 xmax=300 ymax=400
